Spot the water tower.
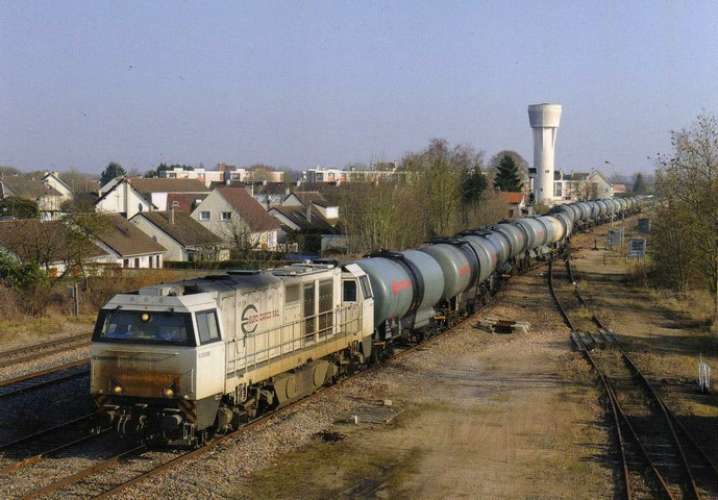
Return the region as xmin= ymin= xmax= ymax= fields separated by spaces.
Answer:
xmin=528 ymin=103 xmax=562 ymax=205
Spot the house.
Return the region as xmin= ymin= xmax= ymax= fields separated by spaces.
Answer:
xmin=41 ymin=171 xmax=74 ymax=200
xmin=553 ymin=169 xmax=613 ymax=201
xmin=131 ymin=211 xmax=229 ymax=262
xmin=191 ymin=187 xmax=280 ymax=251
xmin=93 ymin=214 xmax=166 ymax=268
xmin=267 ymin=190 xmax=345 ymax=254
xmin=0 ymin=173 xmax=72 ymax=220
xmin=281 ymin=191 xmax=339 ymax=220
xmin=611 ymin=183 xmax=627 ymax=195
xmin=0 ymin=219 xmax=112 ymax=276
xmin=588 ymin=170 xmax=613 ymax=198
xmin=95 ymin=177 xmax=155 ymax=218
xmin=157 ymin=166 xmax=225 ymax=187
xmin=128 ymin=178 xmax=209 ymax=211
xmin=268 ymin=204 xmax=345 ymax=254
xmin=251 ymin=182 xmax=292 ymax=209
xmin=498 ymin=192 xmax=527 ymax=219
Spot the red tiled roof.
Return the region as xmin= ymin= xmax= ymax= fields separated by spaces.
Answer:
xmin=216 ymin=187 xmax=280 ymax=232
xmin=498 ymin=192 xmax=525 ymax=204
xmin=166 ymin=193 xmax=208 ymax=213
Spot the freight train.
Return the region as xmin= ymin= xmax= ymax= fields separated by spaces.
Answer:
xmin=90 ymin=197 xmax=642 ymax=446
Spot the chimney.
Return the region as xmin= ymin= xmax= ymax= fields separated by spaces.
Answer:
xmin=170 ymin=201 xmax=179 ymax=224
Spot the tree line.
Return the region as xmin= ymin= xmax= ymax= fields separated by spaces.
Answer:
xmin=650 ymin=113 xmax=718 ymax=327
xmin=338 ymin=139 xmax=527 ymax=253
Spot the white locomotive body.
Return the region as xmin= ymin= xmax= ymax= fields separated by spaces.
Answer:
xmin=91 ymin=263 xmax=374 ymax=446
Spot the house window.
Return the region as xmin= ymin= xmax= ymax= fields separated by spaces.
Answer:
xmin=138 ymin=204 xmax=143 ymax=213
xmin=156 ymin=255 xmax=160 ymax=267
xmin=199 ymin=211 xmax=210 ymax=221
xmin=149 ymin=256 xmax=153 ymax=269
xmin=221 ymin=211 xmax=232 ymax=221
xmin=135 ymin=258 xmax=140 ymax=268
xmin=123 ymin=259 xmax=129 ymax=268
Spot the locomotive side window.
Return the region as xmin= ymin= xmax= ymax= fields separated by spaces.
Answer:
xmin=343 ymin=280 xmax=357 ymax=302
xmin=196 ymin=310 xmax=221 ymax=344
xmin=285 ymin=284 xmax=300 ymax=304
xmin=359 ymin=276 xmax=373 ymax=299
xmin=318 ymin=280 xmax=333 ymax=338
xmin=303 ymin=282 xmax=316 ymax=341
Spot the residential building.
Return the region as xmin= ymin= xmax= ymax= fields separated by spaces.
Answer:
xmin=93 ymin=214 xmax=166 ymax=268
xmin=0 ymin=172 xmax=73 ymax=220
xmin=95 ymin=177 xmax=155 ymax=219
xmin=611 ymin=183 xmax=627 ymax=195
xmin=268 ymin=190 xmax=344 ymax=254
xmin=281 ymin=191 xmax=339 ymax=219
xmin=0 ymin=219 xmax=112 ymax=276
xmin=552 ymin=169 xmax=614 ymax=201
xmin=300 ymin=166 xmax=407 ymax=185
xmin=157 ymin=166 xmax=225 ymax=187
xmin=191 ymin=187 xmax=280 ymax=251
xmin=128 ymin=178 xmax=209 ymax=211
xmin=131 ymin=211 xmax=229 ymax=262
xmin=498 ymin=192 xmax=527 ymax=219
xmin=42 ymin=172 xmax=74 ymax=200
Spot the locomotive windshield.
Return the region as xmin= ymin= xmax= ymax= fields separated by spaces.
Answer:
xmin=93 ymin=310 xmax=195 ymax=346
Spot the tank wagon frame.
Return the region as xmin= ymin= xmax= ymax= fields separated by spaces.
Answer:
xmin=90 ymin=196 xmax=644 ymax=447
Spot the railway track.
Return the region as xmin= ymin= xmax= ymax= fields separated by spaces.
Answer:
xmin=0 ymin=333 xmax=90 ymax=370
xmin=548 ymin=255 xmax=718 ymax=499
xmin=0 ymin=359 xmax=90 ymax=399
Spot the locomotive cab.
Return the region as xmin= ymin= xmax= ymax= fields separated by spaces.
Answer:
xmin=91 ymin=290 xmax=226 ymax=446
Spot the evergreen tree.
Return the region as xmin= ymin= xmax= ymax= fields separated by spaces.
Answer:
xmin=99 ymin=162 xmax=126 ymax=186
xmin=493 ymin=155 xmax=523 ymax=192
xmin=632 ymin=172 xmax=647 ymax=194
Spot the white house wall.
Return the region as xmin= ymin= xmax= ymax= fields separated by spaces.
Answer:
xmin=130 ymin=216 xmax=186 ymax=261
xmin=96 ymin=182 xmax=152 ymax=218
xmin=192 ymin=191 xmax=278 ymax=250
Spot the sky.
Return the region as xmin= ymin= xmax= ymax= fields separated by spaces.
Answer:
xmin=2 ymin=1 xmax=718 ymax=177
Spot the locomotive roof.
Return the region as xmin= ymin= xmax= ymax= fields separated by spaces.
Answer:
xmin=137 ymin=263 xmax=337 ymax=297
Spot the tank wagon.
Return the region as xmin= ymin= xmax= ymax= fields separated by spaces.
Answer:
xmin=90 ymin=196 xmax=643 ymax=446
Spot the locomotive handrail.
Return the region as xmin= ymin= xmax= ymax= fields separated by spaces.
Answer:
xmin=237 ymin=303 xmax=361 ymax=375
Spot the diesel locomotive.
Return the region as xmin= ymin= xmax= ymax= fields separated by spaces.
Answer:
xmin=90 ymin=197 xmax=642 ymax=446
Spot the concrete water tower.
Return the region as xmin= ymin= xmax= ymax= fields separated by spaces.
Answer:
xmin=528 ymin=103 xmax=562 ymax=205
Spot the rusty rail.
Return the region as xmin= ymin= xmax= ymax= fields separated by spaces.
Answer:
xmin=0 ymin=333 xmax=90 ymax=369
xmin=554 ymin=251 xmax=717 ymax=499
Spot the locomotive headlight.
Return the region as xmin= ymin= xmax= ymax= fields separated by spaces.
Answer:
xmin=163 ymin=386 xmax=174 ymax=398
xmin=112 ymin=384 xmax=123 ymax=394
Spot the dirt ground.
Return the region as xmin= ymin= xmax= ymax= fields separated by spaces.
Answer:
xmin=230 ymin=214 xmax=718 ymax=500
xmin=233 ymin=257 xmax=614 ymax=498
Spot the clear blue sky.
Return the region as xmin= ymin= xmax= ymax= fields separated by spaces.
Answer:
xmin=2 ymin=1 xmax=717 ymax=176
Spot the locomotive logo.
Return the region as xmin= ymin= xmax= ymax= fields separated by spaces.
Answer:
xmin=241 ymin=304 xmax=259 ymax=335
xmin=240 ymin=304 xmax=281 ymax=335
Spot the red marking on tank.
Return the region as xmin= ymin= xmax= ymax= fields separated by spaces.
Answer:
xmin=458 ymin=265 xmax=471 ymax=277
xmin=391 ymin=279 xmax=412 ymax=295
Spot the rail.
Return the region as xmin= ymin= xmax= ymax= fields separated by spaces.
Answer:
xmin=549 ymin=252 xmax=718 ymax=499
